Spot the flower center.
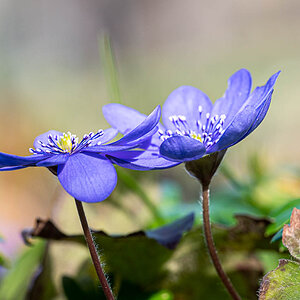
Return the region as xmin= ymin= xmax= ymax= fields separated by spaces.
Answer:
xmin=29 ymin=130 xmax=104 ymax=155
xmin=158 ymin=106 xmax=226 ymax=149
xmin=57 ymin=132 xmax=77 ymax=153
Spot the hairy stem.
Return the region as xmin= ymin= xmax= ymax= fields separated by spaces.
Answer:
xmin=202 ymin=186 xmax=241 ymax=300
xmin=75 ymin=199 xmax=115 ymax=300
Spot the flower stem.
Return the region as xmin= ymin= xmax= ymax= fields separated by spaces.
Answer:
xmin=201 ymin=185 xmax=241 ymax=300
xmin=74 ymin=199 xmax=115 ymax=300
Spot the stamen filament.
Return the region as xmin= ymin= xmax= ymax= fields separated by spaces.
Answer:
xmin=30 ymin=130 xmax=104 ymax=155
xmin=160 ymin=112 xmax=227 ymax=149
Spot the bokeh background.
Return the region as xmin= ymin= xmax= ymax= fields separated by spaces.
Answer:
xmin=0 ymin=0 xmax=300 ymax=292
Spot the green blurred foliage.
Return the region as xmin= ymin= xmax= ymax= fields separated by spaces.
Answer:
xmin=0 ymin=236 xmax=9 ymax=269
xmin=0 ymin=240 xmax=56 ymax=300
xmin=267 ymin=199 xmax=300 ymax=237
xmin=18 ymin=213 xmax=280 ymax=299
xmin=0 ymin=253 xmax=9 ymax=269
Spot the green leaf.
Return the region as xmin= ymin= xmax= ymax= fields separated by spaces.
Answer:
xmin=148 ymin=290 xmax=174 ymax=300
xmin=62 ymin=276 xmax=103 ymax=300
xmin=0 ymin=252 xmax=9 ymax=269
xmin=0 ymin=235 xmax=9 ymax=268
xmin=0 ymin=241 xmax=47 ymax=300
xmin=270 ymin=228 xmax=283 ymax=243
xmin=25 ymin=244 xmax=56 ymax=300
xmin=266 ymin=198 xmax=300 ymax=236
xmin=259 ymin=260 xmax=300 ymax=300
xmin=270 ymin=199 xmax=300 ymax=219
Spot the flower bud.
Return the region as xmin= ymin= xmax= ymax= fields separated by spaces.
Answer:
xmin=185 ymin=149 xmax=227 ymax=188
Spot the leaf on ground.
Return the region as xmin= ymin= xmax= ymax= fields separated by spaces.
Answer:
xmin=23 ymin=214 xmax=276 ymax=299
xmin=62 ymin=275 xmax=104 ymax=300
xmin=259 ymin=259 xmax=300 ymax=300
xmin=23 ymin=213 xmax=194 ymax=250
xmin=282 ymin=208 xmax=300 ymax=259
xmin=23 ymin=213 xmax=194 ymax=286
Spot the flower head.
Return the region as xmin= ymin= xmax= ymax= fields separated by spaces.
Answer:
xmin=103 ymin=69 xmax=280 ymax=166
xmin=0 ymin=106 xmax=162 ymax=203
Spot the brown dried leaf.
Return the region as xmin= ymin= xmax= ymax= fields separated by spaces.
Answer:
xmin=282 ymin=208 xmax=300 ymax=259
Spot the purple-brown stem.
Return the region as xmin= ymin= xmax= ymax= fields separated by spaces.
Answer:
xmin=202 ymin=185 xmax=241 ymax=300
xmin=75 ymin=199 xmax=115 ymax=300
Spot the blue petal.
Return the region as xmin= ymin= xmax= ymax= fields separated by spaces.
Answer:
xmin=245 ymin=91 xmax=273 ymax=134
xmin=146 ymin=212 xmax=195 ymax=249
xmin=107 ymin=150 xmax=180 ymax=170
xmin=89 ymin=128 xmax=118 ymax=146
xmin=36 ymin=153 xmax=69 ymax=167
xmin=245 ymin=71 xmax=280 ymax=108
xmin=211 ymin=69 xmax=252 ymax=126
xmin=83 ymin=144 xmax=137 ymax=153
xmin=162 ymin=86 xmax=213 ymax=132
xmin=0 ymin=166 xmax=27 ymax=171
xmin=230 ymin=91 xmax=273 ymax=146
xmin=207 ymin=71 xmax=280 ymax=153
xmin=109 ymin=105 xmax=161 ymax=146
xmin=57 ymin=153 xmax=117 ymax=203
xmin=0 ymin=152 xmax=48 ymax=168
xmin=103 ymin=104 xmax=164 ymax=150
xmin=160 ymin=136 xmax=206 ymax=162
xmin=103 ymin=104 xmax=147 ymax=135
xmin=33 ymin=130 xmax=63 ymax=149
xmin=207 ymin=105 xmax=258 ymax=154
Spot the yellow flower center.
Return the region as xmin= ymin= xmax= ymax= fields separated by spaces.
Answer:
xmin=190 ymin=131 xmax=202 ymax=142
xmin=56 ymin=132 xmax=78 ymax=153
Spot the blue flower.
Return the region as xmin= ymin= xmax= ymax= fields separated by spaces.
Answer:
xmin=0 ymin=106 xmax=162 ymax=203
xmin=103 ymin=69 xmax=280 ymax=164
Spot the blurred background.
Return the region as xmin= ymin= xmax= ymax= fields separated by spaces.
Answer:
xmin=0 ymin=1 xmax=300 ymax=298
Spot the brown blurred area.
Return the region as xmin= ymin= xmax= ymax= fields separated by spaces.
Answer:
xmin=0 ymin=0 xmax=300 ymax=257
